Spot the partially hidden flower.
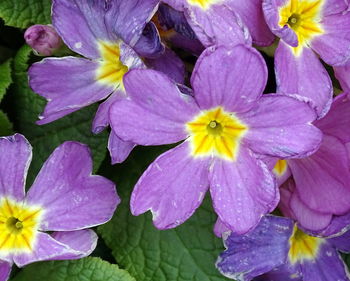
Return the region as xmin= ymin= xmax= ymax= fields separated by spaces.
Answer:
xmin=270 ymin=93 xmax=350 ymax=233
xmin=334 ymin=62 xmax=350 ymax=92
xmin=109 ymin=44 xmax=322 ymax=234
xmin=28 ymin=0 xmax=184 ymax=164
xmin=262 ymin=0 xmax=350 ymax=117
xmin=0 ymin=134 xmax=119 ymax=279
xmin=216 ymin=215 xmax=350 ymax=281
xmin=24 ymin=25 xmax=63 ymax=56
xmin=163 ymin=0 xmax=274 ymax=47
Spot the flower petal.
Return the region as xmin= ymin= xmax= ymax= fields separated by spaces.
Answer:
xmin=0 ymin=261 xmax=11 ymax=281
xmin=108 ymin=131 xmax=135 ymax=164
xmin=314 ymin=93 xmax=350 ymax=143
xmin=50 ymin=229 xmax=98 ymax=259
xmin=26 ymin=142 xmax=119 ymax=231
xmin=13 ymin=232 xmax=91 ymax=267
xmin=106 ymin=0 xmax=159 ymax=47
xmin=289 ymin=135 xmax=350 ymax=214
xmin=300 ymin=243 xmax=350 ymax=281
xmin=209 ymin=146 xmax=278 ymax=234
xmin=310 ymin=12 xmax=350 ymax=66
xmin=145 ymin=47 xmax=185 ymax=84
xmin=213 ymin=218 xmax=231 ymax=238
xmin=191 ymin=44 xmax=267 ymax=112
xmin=184 ymin=4 xmax=251 ymax=47
xmin=0 ymin=134 xmax=31 ymax=201
xmin=275 ymin=41 xmax=333 ymax=118
xmin=240 ymin=94 xmax=322 ymax=159
xmin=110 ymin=69 xmax=199 ymax=145
xmin=29 ymin=57 xmax=113 ymax=125
xmin=227 ymin=0 xmax=275 ymax=46
xmin=334 ymin=63 xmax=350 ymax=92
xmin=52 ymin=0 xmax=111 ymax=59
xmin=216 ymin=215 xmax=294 ymax=280
xmin=130 ymin=142 xmax=209 ymax=229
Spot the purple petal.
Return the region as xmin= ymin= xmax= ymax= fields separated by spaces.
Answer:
xmin=26 ymin=142 xmax=119 ymax=231
xmin=130 ymin=142 xmax=210 ymax=229
xmin=240 ymin=94 xmax=322 ymax=159
xmin=145 ymin=47 xmax=185 ymax=84
xmin=227 ymin=0 xmax=275 ymax=46
xmin=216 ymin=215 xmax=294 ymax=280
xmin=106 ymin=0 xmax=159 ymax=47
xmin=301 ymin=243 xmax=350 ymax=281
xmin=0 ymin=134 xmax=31 ymax=201
xmin=29 ymin=57 xmax=113 ymax=125
xmin=328 ymin=229 xmax=350 ymax=253
xmin=110 ymin=69 xmax=199 ymax=145
xmin=50 ymin=229 xmax=97 ymax=260
xmin=133 ymin=22 xmax=164 ymax=59
xmin=0 ymin=261 xmax=11 ymax=281
xmin=289 ymin=135 xmax=350 ymax=214
xmin=323 ymin=0 xmax=350 ymax=16
xmin=108 ymin=131 xmax=135 ymax=164
xmin=191 ymin=45 xmax=267 ymax=112
xmin=290 ymin=189 xmax=333 ymax=232
xmin=92 ymin=90 xmax=125 ymax=134
xmin=314 ymin=93 xmax=350 ymax=143
xmin=317 ymin=212 xmax=350 ymax=238
xmin=262 ymin=0 xmax=299 ymax=47
xmin=52 ymin=0 xmax=111 ymax=59
xmin=13 ymin=232 xmax=89 ymax=267
xmin=213 ymin=218 xmax=231 ymax=238
xmin=209 ymin=146 xmax=278 ymax=234
xmin=275 ymin=41 xmax=333 ymax=118
xmin=334 ymin=63 xmax=350 ymax=92
xmin=310 ymin=12 xmax=350 ymax=66
xmin=256 ymin=263 xmax=302 ymax=281
xmin=184 ymin=4 xmax=251 ymax=47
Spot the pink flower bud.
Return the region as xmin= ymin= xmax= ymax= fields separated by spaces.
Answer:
xmin=24 ymin=25 xmax=63 ymax=56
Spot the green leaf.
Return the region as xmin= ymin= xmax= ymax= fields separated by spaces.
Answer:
xmin=11 ymin=257 xmax=136 ymax=281
xmin=0 ymin=59 xmax=12 ymax=102
xmin=11 ymin=45 xmax=108 ymax=185
xmin=98 ymin=146 xmax=230 ymax=281
xmin=0 ymin=110 xmax=13 ymax=136
xmin=0 ymin=0 xmax=51 ymax=28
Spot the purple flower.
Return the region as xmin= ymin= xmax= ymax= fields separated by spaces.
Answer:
xmin=24 ymin=25 xmax=63 ymax=56
xmin=0 ymin=134 xmax=119 ymax=278
xmin=163 ymin=0 xmax=274 ymax=47
xmin=262 ymin=0 xmax=350 ymax=117
xmin=216 ymin=215 xmax=350 ymax=281
xmin=109 ymin=44 xmax=322 ymax=234
xmin=270 ymin=93 xmax=350 ymax=233
xmin=28 ymin=0 xmax=184 ymax=164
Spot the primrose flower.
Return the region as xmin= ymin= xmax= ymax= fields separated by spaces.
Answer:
xmin=263 ymin=0 xmax=350 ymax=117
xmin=0 ymin=134 xmax=119 ymax=278
xmin=24 ymin=25 xmax=63 ymax=56
xmin=109 ymin=44 xmax=322 ymax=234
xmin=216 ymin=215 xmax=350 ymax=281
xmin=28 ymin=0 xmax=185 ymax=164
xmin=270 ymin=93 xmax=350 ymax=233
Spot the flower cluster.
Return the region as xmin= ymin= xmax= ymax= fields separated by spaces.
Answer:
xmin=18 ymin=0 xmax=350 ymax=280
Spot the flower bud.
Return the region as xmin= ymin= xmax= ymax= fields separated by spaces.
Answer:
xmin=24 ymin=25 xmax=63 ymax=56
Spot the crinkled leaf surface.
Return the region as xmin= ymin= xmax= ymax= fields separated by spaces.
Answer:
xmin=98 ymin=146 xmax=229 ymax=281
xmin=0 ymin=0 xmax=51 ymax=28
xmin=0 ymin=110 xmax=13 ymax=136
xmin=11 ymin=45 xmax=108 ymax=185
xmin=0 ymin=59 xmax=12 ymax=102
xmin=11 ymin=257 xmax=135 ymax=281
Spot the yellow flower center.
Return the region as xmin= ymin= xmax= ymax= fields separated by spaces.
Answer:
xmin=96 ymin=41 xmax=129 ymax=88
xmin=273 ymin=159 xmax=288 ymax=176
xmin=278 ymin=0 xmax=324 ymax=55
xmin=187 ymin=0 xmax=222 ymax=10
xmin=288 ymin=225 xmax=324 ymax=264
xmin=186 ymin=107 xmax=248 ymax=160
xmin=0 ymin=198 xmax=43 ymax=253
